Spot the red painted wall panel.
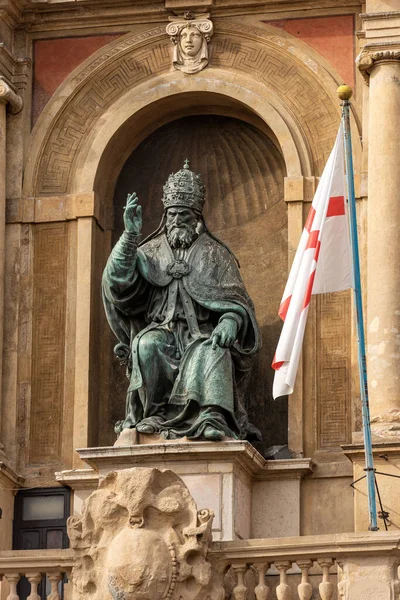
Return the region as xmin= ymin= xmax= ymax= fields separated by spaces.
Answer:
xmin=33 ymin=34 xmax=121 ymax=125
xmin=263 ymin=15 xmax=355 ymax=89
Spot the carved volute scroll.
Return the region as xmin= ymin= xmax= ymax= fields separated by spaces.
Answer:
xmin=356 ymin=48 xmax=400 ymax=84
xmin=0 ymin=76 xmax=23 ymax=114
xmin=67 ymin=467 xmax=216 ymax=600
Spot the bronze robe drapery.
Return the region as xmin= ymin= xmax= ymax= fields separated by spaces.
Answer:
xmin=102 ymin=230 xmax=261 ymax=440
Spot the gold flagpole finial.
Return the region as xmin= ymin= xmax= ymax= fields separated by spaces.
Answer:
xmin=337 ymin=84 xmax=353 ymax=101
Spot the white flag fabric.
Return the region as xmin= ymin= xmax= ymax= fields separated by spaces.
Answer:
xmin=272 ymin=124 xmax=352 ymax=399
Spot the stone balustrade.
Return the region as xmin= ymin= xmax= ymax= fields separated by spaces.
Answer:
xmin=209 ymin=532 xmax=400 ymax=600
xmin=0 ymin=549 xmax=74 ymax=600
xmin=0 ymin=534 xmax=399 ymax=599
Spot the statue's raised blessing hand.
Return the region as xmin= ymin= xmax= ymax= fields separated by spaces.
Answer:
xmin=124 ymin=192 xmax=142 ymax=235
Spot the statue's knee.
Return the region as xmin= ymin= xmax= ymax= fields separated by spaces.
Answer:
xmin=138 ymin=332 xmax=158 ymax=358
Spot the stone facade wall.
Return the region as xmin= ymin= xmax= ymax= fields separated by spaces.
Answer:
xmin=0 ymin=0 xmax=399 ymax=546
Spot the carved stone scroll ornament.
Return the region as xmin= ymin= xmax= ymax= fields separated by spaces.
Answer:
xmin=0 ymin=76 xmax=23 ymax=114
xmin=67 ymin=467 xmax=221 ymax=600
xmin=356 ymin=48 xmax=400 ymax=85
xmin=166 ymin=14 xmax=213 ymax=74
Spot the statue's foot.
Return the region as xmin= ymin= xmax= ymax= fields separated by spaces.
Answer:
xmin=203 ymin=426 xmax=225 ymax=441
xmin=136 ymin=422 xmax=156 ymax=434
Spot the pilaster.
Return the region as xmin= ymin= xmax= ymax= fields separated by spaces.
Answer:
xmin=284 ymin=176 xmax=316 ymax=458
xmin=0 ymin=77 xmax=22 ymax=471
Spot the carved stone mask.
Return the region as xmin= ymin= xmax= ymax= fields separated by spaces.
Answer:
xmin=166 ymin=17 xmax=213 ymax=75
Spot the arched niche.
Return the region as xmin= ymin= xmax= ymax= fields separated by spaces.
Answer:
xmin=107 ymin=112 xmax=288 ymax=449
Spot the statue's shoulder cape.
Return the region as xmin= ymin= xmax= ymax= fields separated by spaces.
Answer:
xmin=138 ymin=233 xmax=260 ymax=354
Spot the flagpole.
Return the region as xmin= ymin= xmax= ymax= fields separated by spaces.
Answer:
xmin=337 ymin=85 xmax=378 ymax=531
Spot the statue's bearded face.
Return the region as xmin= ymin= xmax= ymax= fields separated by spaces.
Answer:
xmin=166 ymin=207 xmax=199 ymax=249
xmin=179 ymin=26 xmax=203 ymax=57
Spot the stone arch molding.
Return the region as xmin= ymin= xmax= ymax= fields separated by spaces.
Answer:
xmin=24 ymin=21 xmax=346 ymax=199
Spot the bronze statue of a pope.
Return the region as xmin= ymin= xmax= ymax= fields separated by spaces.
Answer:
xmin=102 ymin=160 xmax=261 ymax=442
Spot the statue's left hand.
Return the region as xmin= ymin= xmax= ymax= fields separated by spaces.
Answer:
xmin=211 ymin=319 xmax=238 ymax=350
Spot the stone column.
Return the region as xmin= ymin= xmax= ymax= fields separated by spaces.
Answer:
xmin=359 ymin=50 xmax=400 ymax=438
xmin=0 ymin=77 xmax=22 ymax=458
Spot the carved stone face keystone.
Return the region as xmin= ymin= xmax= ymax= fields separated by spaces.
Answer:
xmin=166 ymin=18 xmax=214 ymax=74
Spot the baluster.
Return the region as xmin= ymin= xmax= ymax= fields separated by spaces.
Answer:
xmin=318 ymin=559 xmax=334 ymax=600
xmin=5 ymin=573 xmax=21 ymax=600
xmin=211 ymin=560 xmax=227 ymax=600
xmin=27 ymin=572 xmax=42 ymax=600
xmin=47 ymin=572 xmax=63 ymax=600
xmin=297 ymin=560 xmax=313 ymax=600
xmin=232 ymin=564 xmax=248 ymax=600
xmin=336 ymin=560 xmax=346 ymax=599
xmin=275 ymin=561 xmax=291 ymax=600
xmin=394 ymin=578 xmax=400 ymax=600
xmin=337 ymin=580 xmax=345 ymax=600
xmin=254 ymin=563 xmax=270 ymax=600
xmin=393 ymin=560 xmax=400 ymax=600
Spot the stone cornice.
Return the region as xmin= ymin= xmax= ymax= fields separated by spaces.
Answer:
xmin=15 ymin=0 xmax=362 ymax=7
xmin=356 ymin=47 xmax=400 ymax=85
xmin=342 ymin=441 xmax=400 ymax=459
xmin=0 ymin=43 xmax=14 ymax=81
xmin=5 ymin=193 xmax=106 ymax=228
xmin=75 ymin=441 xmax=315 ymax=481
xmin=0 ymin=44 xmax=31 ymax=93
xmin=0 ymin=0 xmax=24 ymax=27
xmin=0 ymin=76 xmax=23 ymax=112
xmin=55 ymin=468 xmax=99 ymax=490
xmin=5 ymin=0 xmax=361 ymax=32
xmin=211 ymin=531 xmax=400 ymax=561
xmin=360 ymin=11 xmax=400 ymax=22
xmin=0 ymin=549 xmax=75 ymax=571
xmin=0 ymin=460 xmax=25 ymax=490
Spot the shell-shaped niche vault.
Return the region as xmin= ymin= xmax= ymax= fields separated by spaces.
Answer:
xmin=115 ymin=115 xmax=286 ymax=238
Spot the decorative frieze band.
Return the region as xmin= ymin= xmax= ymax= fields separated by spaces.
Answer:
xmin=6 ymin=193 xmax=98 ymax=226
xmin=356 ymin=48 xmax=400 ymax=84
xmin=0 ymin=76 xmax=23 ymax=114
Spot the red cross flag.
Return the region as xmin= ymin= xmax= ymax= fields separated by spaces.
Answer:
xmin=272 ymin=124 xmax=352 ymax=399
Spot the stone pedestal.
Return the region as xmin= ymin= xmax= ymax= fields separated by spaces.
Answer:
xmin=342 ymin=442 xmax=400 ymax=532
xmin=57 ymin=441 xmax=313 ymax=541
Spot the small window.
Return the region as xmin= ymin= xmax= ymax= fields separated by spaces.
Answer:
xmin=13 ymin=487 xmax=70 ymax=600
xmin=22 ymin=495 xmax=65 ymax=521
